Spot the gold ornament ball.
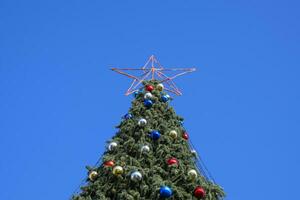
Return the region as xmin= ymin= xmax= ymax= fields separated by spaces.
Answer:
xmin=169 ymin=130 xmax=178 ymax=138
xmin=113 ymin=166 xmax=124 ymax=175
xmin=89 ymin=171 xmax=98 ymax=181
xmin=188 ymin=169 xmax=198 ymax=180
xmin=157 ymin=83 xmax=164 ymax=91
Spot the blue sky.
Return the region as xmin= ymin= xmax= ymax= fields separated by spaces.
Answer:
xmin=0 ymin=0 xmax=300 ymax=199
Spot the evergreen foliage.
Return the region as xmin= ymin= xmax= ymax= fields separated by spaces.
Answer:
xmin=73 ymin=80 xmax=225 ymax=200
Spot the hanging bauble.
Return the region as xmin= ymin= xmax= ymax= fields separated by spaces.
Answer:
xmin=194 ymin=186 xmax=206 ymax=198
xmin=144 ymin=99 xmax=153 ymax=108
xmin=123 ymin=113 xmax=132 ymax=120
xmin=88 ymin=171 xmax=98 ymax=181
xmin=103 ymin=160 xmax=115 ymax=167
xmin=133 ymin=90 xmax=140 ymax=97
xmin=149 ymin=130 xmax=161 ymax=140
xmin=169 ymin=130 xmax=178 ymax=138
xmin=130 ymin=171 xmax=142 ymax=181
xmin=160 ymin=186 xmax=173 ymax=198
xmin=141 ymin=145 xmax=150 ymax=153
xmin=146 ymin=85 xmax=154 ymax=92
xmin=112 ymin=166 xmax=124 ymax=175
xmin=188 ymin=169 xmax=198 ymax=180
xmin=167 ymin=157 xmax=179 ymax=166
xmin=108 ymin=142 xmax=118 ymax=151
xmin=156 ymin=83 xmax=164 ymax=91
xmin=191 ymin=149 xmax=198 ymax=157
xmin=144 ymin=92 xmax=153 ymax=99
xmin=161 ymin=94 xmax=170 ymax=102
xmin=182 ymin=132 xmax=189 ymax=140
xmin=138 ymin=118 xmax=147 ymax=126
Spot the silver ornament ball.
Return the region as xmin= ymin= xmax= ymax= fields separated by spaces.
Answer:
xmin=144 ymin=92 xmax=153 ymax=99
xmin=191 ymin=149 xmax=197 ymax=157
xmin=138 ymin=118 xmax=147 ymax=126
xmin=108 ymin=142 xmax=118 ymax=151
xmin=141 ymin=145 xmax=150 ymax=153
xmin=130 ymin=171 xmax=142 ymax=181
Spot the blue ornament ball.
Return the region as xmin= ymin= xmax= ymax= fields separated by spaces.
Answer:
xmin=124 ymin=113 xmax=132 ymax=119
xmin=144 ymin=99 xmax=153 ymax=108
xmin=160 ymin=186 xmax=173 ymax=198
xmin=150 ymin=130 xmax=161 ymax=140
xmin=161 ymin=95 xmax=169 ymax=103
xmin=133 ymin=90 xmax=140 ymax=97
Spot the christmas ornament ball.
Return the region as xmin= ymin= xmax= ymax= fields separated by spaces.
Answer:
xmin=150 ymin=130 xmax=161 ymax=140
xmin=167 ymin=157 xmax=178 ymax=166
xmin=138 ymin=118 xmax=147 ymax=126
xmin=160 ymin=186 xmax=173 ymax=198
xmin=194 ymin=186 xmax=206 ymax=198
xmin=161 ymin=95 xmax=169 ymax=103
xmin=103 ymin=160 xmax=115 ymax=167
xmin=130 ymin=171 xmax=142 ymax=181
xmin=108 ymin=142 xmax=118 ymax=151
xmin=133 ymin=90 xmax=140 ymax=97
xmin=144 ymin=99 xmax=153 ymax=108
xmin=124 ymin=113 xmax=132 ymax=119
xmin=182 ymin=132 xmax=189 ymax=140
xmin=112 ymin=166 xmax=124 ymax=175
xmin=88 ymin=171 xmax=98 ymax=181
xmin=156 ymin=83 xmax=164 ymax=91
xmin=169 ymin=130 xmax=178 ymax=138
xmin=146 ymin=85 xmax=154 ymax=92
xmin=141 ymin=145 xmax=150 ymax=153
xmin=191 ymin=149 xmax=198 ymax=157
xmin=144 ymin=92 xmax=153 ymax=99
xmin=188 ymin=169 xmax=198 ymax=179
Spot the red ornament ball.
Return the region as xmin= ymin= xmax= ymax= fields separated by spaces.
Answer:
xmin=167 ymin=157 xmax=178 ymax=166
xmin=194 ymin=186 xmax=206 ymax=198
xmin=182 ymin=132 xmax=189 ymax=140
xmin=146 ymin=85 xmax=154 ymax=92
xmin=103 ymin=160 xmax=115 ymax=167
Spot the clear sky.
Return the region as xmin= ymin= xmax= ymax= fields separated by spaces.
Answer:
xmin=0 ymin=0 xmax=299 ymax=199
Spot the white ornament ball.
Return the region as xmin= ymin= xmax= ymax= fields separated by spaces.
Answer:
xmin=88 ymin=171 xmax=98 ymax=181
xmin=144 ymin=92 xmax=153 ymax=99
xmin=130 ymin=171 xmax=142 ymax=181
xmin=141 ymin=145 xmax=150 ymax=153
xmin=169 ymin=130 xmax=178 ymax=138
xmin=108 ymin=142 xmax=118 ymax=151
xmin=188 ymin=169 xmax=198 ymax=180
xmin=191 ymin=149 xmax=198 ymax=157
xmin=138 ymin=118 xmax=147 ymax=126
xmin=157 ymin=83 xmax=164 ymax=91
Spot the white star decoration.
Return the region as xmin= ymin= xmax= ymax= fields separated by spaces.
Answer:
xmin=111 ymin=55 xmax=196 ymax=96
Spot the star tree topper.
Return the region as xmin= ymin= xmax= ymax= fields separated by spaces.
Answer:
xmin=111 ymin=55 xmax=196 ymax=96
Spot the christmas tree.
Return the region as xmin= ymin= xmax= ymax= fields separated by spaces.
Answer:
xmin=72 ymin=56 xmax=225 ymax=200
